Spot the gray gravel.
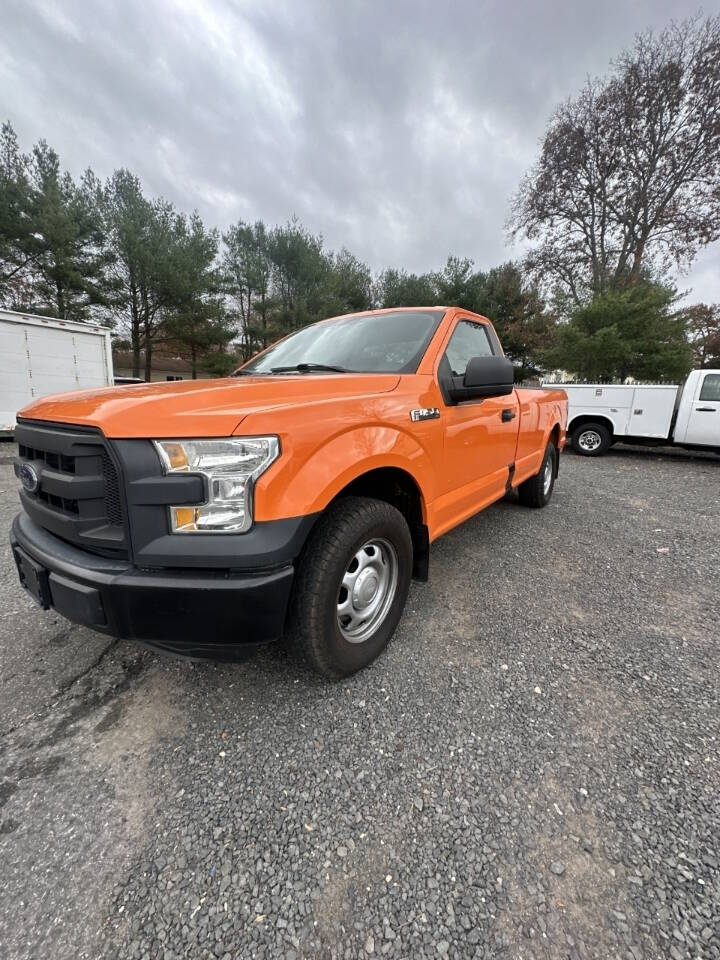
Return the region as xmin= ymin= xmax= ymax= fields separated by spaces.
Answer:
xmin=1 ymin=441 xmax=719 ymax=959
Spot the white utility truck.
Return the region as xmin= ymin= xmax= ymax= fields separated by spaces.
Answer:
xmin=0 ymin=310 xmax=113 ymax=436
xmin=546 ymin=369 xmax=720 ymax=456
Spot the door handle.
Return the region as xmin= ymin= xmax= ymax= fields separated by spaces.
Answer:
xmin=695 ymin=407 xmax=717 ymax=412
xmin=501 ymin=409 xmax=517 ymax=422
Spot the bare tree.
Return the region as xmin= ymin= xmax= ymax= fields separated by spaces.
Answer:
xmin=510 ymin=15 xmax=720 ymax=303
xmin=686 ymin=302 xmax=720 ymax=367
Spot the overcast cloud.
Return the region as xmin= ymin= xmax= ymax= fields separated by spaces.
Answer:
xmin=1 ymin=0 xmax=717 ymax=302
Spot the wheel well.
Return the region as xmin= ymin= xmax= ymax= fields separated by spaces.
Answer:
xmin=568 ymin=414 xmax=614 ymax=438
xmin=330 ymin=467 xmax=429 ymax=582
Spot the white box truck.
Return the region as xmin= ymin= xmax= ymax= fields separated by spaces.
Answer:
xmin=545 ymin=370 xmax=720 ymax=456
xmin=0 ymin=310 xmax=114 ymax=436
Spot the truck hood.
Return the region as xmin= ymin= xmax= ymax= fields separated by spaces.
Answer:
xmin=17 ymin=374 xmax=401 ymax=438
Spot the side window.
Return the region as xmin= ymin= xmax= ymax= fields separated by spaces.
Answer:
xmin=444 ymin=320 xmax=494 ymax=377
xmin=699 ymin=373 xmax=720 ymax=402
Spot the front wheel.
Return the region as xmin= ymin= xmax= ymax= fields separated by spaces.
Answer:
xmin=517 ymin=442 xmax=557 ymax=508
xmin=289 ymin=497 xmax=413 ymax=678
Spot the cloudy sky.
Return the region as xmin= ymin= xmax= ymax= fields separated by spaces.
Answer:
xmin=1 ymin=0 xmax=718 ymax=302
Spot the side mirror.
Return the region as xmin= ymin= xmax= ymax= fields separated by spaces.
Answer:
xmin=449 ymin=355 xmax=514 ymax=403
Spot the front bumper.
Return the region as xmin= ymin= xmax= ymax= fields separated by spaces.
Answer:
xmin=11 ymin=512 xmax=295 ymax=660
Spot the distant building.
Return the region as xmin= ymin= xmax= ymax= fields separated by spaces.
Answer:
xmin=112 ymin=350 xmax=214 ymax=382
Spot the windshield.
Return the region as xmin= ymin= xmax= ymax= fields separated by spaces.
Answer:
xmin=240 ymin=310 xmax=445 ymax=375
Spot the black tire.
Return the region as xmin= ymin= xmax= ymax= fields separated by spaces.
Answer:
xmin=289 ymin=496 xmax=413 ymax=679
xmin=571 ymin=422 xmax=612 ymax=456
xmin=517 ymin=442 xmax=557 ymax=508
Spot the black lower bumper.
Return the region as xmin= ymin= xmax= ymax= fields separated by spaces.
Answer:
xmin=10 ymin=512 xmax=295 ymax=660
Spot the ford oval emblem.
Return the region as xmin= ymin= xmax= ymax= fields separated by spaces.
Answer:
xmin=18 ymin=462 xmax=39 ymax=493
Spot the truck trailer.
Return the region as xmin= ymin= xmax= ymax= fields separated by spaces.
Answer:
xmin=0 ymin=310 xmax=114 ymax=436
xmin=548 ymin=370 xmax=720 ymax=456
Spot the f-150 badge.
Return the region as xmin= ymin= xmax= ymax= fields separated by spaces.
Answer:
xmin=410 ymin=408 xmax=440 ymax=422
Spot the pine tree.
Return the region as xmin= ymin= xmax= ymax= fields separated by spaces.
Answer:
xmin=27 ymin=140 xmax=113 ymax=320
xmin=0 ymin=121 xmax=36 ymax=306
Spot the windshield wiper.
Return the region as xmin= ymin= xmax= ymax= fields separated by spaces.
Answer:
xmin=269 ymin=362 xmax=350 ymax=374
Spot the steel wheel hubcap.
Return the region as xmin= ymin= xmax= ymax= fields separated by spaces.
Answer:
xmin=579 ymin=430 xmax=601 ymax=451
xmin=337 ymin=538 xmax=398 ymax=643
xmin=543 ymin=456 xmax=553 ymax=495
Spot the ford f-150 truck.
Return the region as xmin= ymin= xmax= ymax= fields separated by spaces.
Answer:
xmin=11 ymin=307 xmax=567 ymax=677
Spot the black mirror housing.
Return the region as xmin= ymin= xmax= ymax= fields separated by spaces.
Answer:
xmin=448 ymin=355 xmax=514 ymax=403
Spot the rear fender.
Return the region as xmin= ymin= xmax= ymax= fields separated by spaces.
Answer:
xmin=514 ymin=391 xmax=567 ymax=483
xmin=567 ymin=412 xmax=618 ymax=438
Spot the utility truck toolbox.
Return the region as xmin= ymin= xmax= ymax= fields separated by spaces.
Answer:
xmin=11 ymin=307 xmax=567 ymax=677
xmin=548 ymin=371 xmax=720 ymax=457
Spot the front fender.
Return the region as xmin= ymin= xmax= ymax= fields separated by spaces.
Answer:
xmin=255 ymin=425 xmax=435 ymax=522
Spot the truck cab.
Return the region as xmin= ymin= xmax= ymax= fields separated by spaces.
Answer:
xmin=11 ymin=307 xmax=567 ymax=677
xmin=673 ymin=370 xmax=720 ymax=448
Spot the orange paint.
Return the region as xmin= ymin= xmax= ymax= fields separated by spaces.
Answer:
xmin=18 ymin=308 xmax=567 ymax=543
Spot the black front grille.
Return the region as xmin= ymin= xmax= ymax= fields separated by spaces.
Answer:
xmin=18 ymin=445 xmax=76 ymax=474
xmin=38 ymin=487 xmax=80 ymax=514
xmin=15 ymin=420 xmax=128 ymax=557
xmin=102 ymin=450 xmax=123 ymax=525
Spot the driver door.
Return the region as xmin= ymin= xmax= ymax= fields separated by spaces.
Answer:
xmin=434 ymin=317 xmax=519 ymax=534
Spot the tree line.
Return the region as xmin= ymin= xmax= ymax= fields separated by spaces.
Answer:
xmin=0 ymin=127 xmax=557 ymax=379
xmin=1 ymin=14 xmax=718 ymax=381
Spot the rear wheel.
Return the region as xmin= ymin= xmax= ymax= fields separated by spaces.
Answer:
xmin=289 ymin=496 xmax=412 ymax=678
xmin=518 ymin=442 xmax=557 ymax=508
xmin=571 ymin=422 xmax=612 ymax=456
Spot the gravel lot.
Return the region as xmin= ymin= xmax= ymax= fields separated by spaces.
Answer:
xmin=0 ymin=441 xmax=718 ymax=960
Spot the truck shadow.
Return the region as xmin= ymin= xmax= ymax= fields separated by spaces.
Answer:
xmin=562 ymin=445 xmax=718 ymax=465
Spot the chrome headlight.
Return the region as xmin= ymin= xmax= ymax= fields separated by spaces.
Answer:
xmin=154 ymin=437 xmax=279 ymax=533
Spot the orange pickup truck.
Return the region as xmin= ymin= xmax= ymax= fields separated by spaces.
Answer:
xmin=11 ymin=307 xmax=567 ymax=677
